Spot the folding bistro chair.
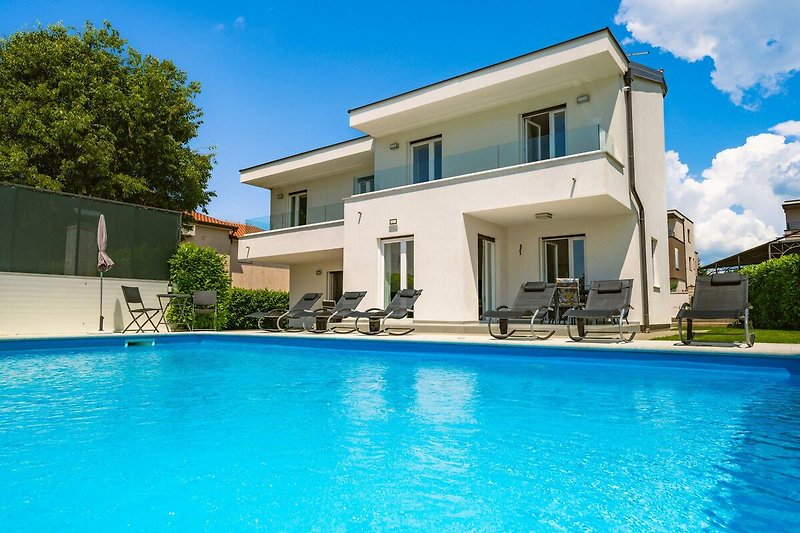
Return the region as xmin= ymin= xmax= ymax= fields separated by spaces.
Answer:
xmin=555 ymin=278 xmax=581 ymax=323
xmin=121 ymin=286 xmax=161 ymax=333
xmin=676 ymin=273 xmax=754 ymax=347
xmin=192 ymin=290 xmax=218 ymax=331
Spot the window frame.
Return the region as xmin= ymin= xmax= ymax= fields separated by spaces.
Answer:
xmin=541 ymin=234 xmax=586 ymax=285
xmin=355 ymin=175 xmax=375 ymax=195
xmin=522 ymin=105 xmax=567 ymax=163
xmin=381 ymin=236 xmax=414 ymax=307
xmin=288 ymin=190 xmax=308 ymax=227
xmin=410 ymin=136 xmax=442 ymax=183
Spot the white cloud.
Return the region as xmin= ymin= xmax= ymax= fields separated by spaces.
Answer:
xmin=615 ymin=0 xmax=800 ymax=108
xmin=234 ymin=16 xmax=246 ymax=30
xmin=666 ymin=124 xmax=800 ymax=262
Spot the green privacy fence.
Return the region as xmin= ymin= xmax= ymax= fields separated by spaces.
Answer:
xmin=0 ymin=182 xmax=181 ymax=280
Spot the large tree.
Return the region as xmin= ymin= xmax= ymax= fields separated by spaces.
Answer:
xmin=0 ymin=21 xmax=214 ymax=211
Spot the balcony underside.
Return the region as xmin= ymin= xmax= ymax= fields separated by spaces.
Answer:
xmin=465 ymin=194 xmax=632 ymax=226
xmin=239 ymin=220 xmax=344 ymax=264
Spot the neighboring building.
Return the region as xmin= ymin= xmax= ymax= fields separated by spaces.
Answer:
xmin=183 ymin=212 xmax=289 ymax=290
xmin=667 ymin=209 xmax=698 ymax=293
xmin=703 ymin=199 xmax=800 ymax=272
xmin=238 ymin=28 xmax=672 ymax=329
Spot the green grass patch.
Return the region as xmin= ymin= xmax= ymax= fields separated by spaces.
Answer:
xmin=653 ymin=327 xmax=800 ymax=344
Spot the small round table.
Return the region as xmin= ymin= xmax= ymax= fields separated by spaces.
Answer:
xmin=156 ymin=293 xmax=192 ymax=332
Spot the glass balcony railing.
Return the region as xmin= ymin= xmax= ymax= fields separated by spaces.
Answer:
xmin=367 ymin=125 xmax=613 ymax=194
xmin=246 ymin=202 xmax=344 ymax=232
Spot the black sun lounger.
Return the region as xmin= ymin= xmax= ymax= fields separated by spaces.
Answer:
xmin=565 ymin=279 xmax=637 ymax=343
xmin=677 ymin=273 xmax=754 ymax=347
xmin=301 ymin=291 xmax=367 ymax=333
xmin=484 ymin=282 xmax=557 ymax=340
xmin=334 ymin=288 xmax=422 ymax=336
xmin=244 ymin=292 xmax=322 ymax=332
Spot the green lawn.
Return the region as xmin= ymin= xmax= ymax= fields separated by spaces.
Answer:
xmin=653 ymin=327 xmax=800 ymax=344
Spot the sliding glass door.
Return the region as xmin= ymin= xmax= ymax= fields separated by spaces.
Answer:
xmin=478 ymin=235 xmax=496 ymax=318
xmin=382 ymin=237 xmax=414 ymax=306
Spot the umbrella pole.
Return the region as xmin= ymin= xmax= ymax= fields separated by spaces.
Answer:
xmin=99 ymin=270 xmax=104 ymax=332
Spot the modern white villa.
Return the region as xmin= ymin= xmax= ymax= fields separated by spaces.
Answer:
xmin=239 ymin=28 xmax=672 ymax=330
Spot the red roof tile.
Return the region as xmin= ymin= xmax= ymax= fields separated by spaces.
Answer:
xmin=186 ymin=212 xmax=262 ymax=239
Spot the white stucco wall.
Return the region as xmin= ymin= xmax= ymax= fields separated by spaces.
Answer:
xmin=0 ymin=272 xmax=167 ymax=335
xmin=289 ymin=256 xmax=344 ymax=305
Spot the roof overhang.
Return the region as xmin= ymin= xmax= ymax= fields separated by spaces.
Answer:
xmin=240 ymin=137 xmax=374 ymax=189
xmin=348 ymin=28 xmax=629 ymax=137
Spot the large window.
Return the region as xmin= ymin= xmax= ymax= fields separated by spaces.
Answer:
xmin=289 ymin=190 xmax=308 ymax=227
xmin=355 ymin=175 xmax=375 ymax=195
xmin=382 ymin=237 xmax=414 ymax=306
xmin=543 ymin=235 xmax=585 ymax=285
xmin=523 ymin=106 xmax=566 ymax=163
xmin=411 ymin=137 xmax=442 ymax=183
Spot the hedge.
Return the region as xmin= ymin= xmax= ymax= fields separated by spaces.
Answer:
xmin=226 ymin=287 xmax=290 ymax=330
xmin=168 ymin=242 xmax=231 ymax=329
xmin=740 ymin=254 xmax=800 ymax=330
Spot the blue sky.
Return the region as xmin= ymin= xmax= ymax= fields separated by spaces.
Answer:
xmin=2 ymin=0 xmax=798 ymax=262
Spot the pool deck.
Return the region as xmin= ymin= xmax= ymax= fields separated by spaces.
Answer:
xmin=1 ymin=329 xmax=798 ymax=357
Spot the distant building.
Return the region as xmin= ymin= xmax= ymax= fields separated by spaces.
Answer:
xmin=667 ymin=209 xmax=698 ymax=293
xmin=703 ymin=200 xmax=800 ymax=272
xmin=183 ymin=212 xmax=289 ymax=290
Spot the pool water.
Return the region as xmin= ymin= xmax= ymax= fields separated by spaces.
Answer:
xmin=1 ymin=338 xmax=799 ymax=530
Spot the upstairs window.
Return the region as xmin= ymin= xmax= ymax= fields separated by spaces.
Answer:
xmin=411 ymin=136 xmax=442 ymax=183
xmin=289 ymin=190 xmax=307 ymax=227
xmin=355 ymin=175 xmax=375 ymax=195
xmin=524 ymin=106 xmax=566 ymax=162
xmin=674 ymin=247 xmax=680 ymax=270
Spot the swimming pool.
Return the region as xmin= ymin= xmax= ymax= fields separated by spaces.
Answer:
xmin=1 ymin=335 xmax=798 ymax=530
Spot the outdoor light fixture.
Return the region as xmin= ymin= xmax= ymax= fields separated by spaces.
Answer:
xmin=315 ymin=269 xmax=322 ymax=276
xmin=389 ymin=218 xmax=398 ymax=225
xmin=277 ymin=193 xmax=284 ymax=199
xmin=535 ymin=212 xmax=553 ymax=220
xmin=389 ymin=143 xmax=400 ymax=150
xmin=577 ymin=94 xmax=590 ymax=104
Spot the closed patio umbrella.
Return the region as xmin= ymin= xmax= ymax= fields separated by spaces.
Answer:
xmin=97 ymin=214 xmax=114 ymax=331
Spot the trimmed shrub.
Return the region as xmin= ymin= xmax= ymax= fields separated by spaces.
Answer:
xmin=226 ymin=287 xmax=290 ymax=330
xmin=168 ymin=242 xmax=231 ymax=329
xmin=740 ymin=254 xmax=800 ymax=330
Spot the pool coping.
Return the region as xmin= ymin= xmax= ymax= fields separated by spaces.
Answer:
xmin=1 ymin=330 xmax=798 ymax=375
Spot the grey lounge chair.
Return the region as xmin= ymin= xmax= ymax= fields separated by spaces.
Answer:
xmin=244 ymin=292 xmax=322 ymax=332
xmin=192 ymin=290 xmax=218 ymax=331
xmin=334 ymin=288 xmax=422 ymax=335
xmin=677 ymin=273 xmax=754 ymax=347
xmin=484 ymin=282 xmax=557 ymax=340
xmin=565 ymin=279 xmax=636 ymax=342
xmin=301 ymin=291 xmax=367 ymax=333
xmin=121 ymin=286 xmax=160 ymax=333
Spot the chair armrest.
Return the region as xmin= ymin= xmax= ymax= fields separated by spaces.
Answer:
xmin=494 ymin=305 xmax=510 ymax=311
xmin=679 ymin=302 xmax=692 ymax=310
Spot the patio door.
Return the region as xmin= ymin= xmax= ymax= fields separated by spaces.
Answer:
xmin=543 ymin=235 xmax=585 ymax=285
xmin=327 ymin=271 xmax=343 ymax=301
xmin=524 ymin=106 xmax=566 ymax=163
xmin=289 ymin=190 xmax=308 ymax=227
xmin=478 ymin=235 xmax=496 ymax=318
xmin=382 ymin=237 xmax=414 ymax=307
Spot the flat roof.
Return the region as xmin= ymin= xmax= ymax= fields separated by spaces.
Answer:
xmin=347 ymin=28 xmax=630 ymax=114
xmin=667 ymin=208 xmax=693 ymax=224
xmin=239 ymin=135 xmax=370 ymax=173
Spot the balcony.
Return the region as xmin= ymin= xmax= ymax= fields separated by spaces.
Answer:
xmin=364 ymin=125 xmax=615 ymax=194
xmin=247 ymin=202 xmax=344 ymax=231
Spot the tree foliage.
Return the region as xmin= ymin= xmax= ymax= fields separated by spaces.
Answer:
xmin=0 ymin=21 xmax=214 ymax=211
xmin=168 ymin=242 xmax=230 ymax=329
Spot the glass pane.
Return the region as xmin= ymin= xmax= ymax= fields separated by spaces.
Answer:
xmin=554 ymin=111 xmax=566 ymax=157
xmin=526 ymin=113 xmax=550 ymax=162
xmin=406 ymin=240 xmax=414 ymax=289
xmin=384 ymin=241 xmax=401 ymax=306
xmin=572 ymin=239 xmax=585 ymax=285
xmin=290 ymin=196 xmax=297 ymax=226
xmin=556 ymin=239 xmax=570 ymax=278
xmin=545 ymin=242 xmax=557 ymax=283
xmin=412 ymin=144 xmax=429 ymax=183
xmin=298 ymin=194 xmax=308 ymax=225
xmin=433 ymin=140 xmax=442 ymax=180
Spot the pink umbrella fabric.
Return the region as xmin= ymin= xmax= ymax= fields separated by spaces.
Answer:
xmin=97 ymin=214 xmax=114 ymax=272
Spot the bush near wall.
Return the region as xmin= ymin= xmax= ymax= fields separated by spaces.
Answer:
xmin=740 ymin=254 xmax=800 ymax=330
xmin=226 ymin=287 xmax=290 ymax=330
xmin=168 ymin=242 xmax=231 ymax=329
